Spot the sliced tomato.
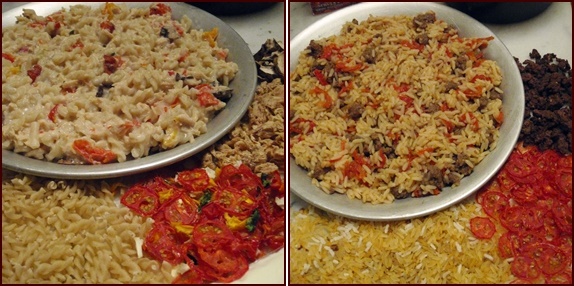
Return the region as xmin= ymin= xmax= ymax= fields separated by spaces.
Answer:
xmin=511 ymin=255 xmax=540 ymax=280
xmin=197 ymin=247 xmax=249 ymax=283
xmin=212 ymin=187 xmax=257 ymax=218
xmin=173 ymin=266 xmax=208 ymax=284
xmin=496 ymin=170 xmax=518 ymax=193
xmin=120 ymin=185 xmax=160 ymax=217
xmin=506 ymin=152 xmax=537 ymax=183
xmin=551 ymin=201 xmax=572 ymax=235
xmin=192 ymin=219 xmax=235 ymax=250
xmin=554 ymin=168 xmax=572 ymax=198
xmin=510 ymin=184 xmax=538 ymax=205
xmin=478 ymin=191 xmax=509 ymax=219
xmin=72 ymin=139 xmax=117 ymax=164
xmin=546 ymin=272 xmax=572 ymax=284
xmin=145 ymin=176 xmax=182 ymax=205
xmin=177 ymin=169 xmax=211 ymax=194
xmin=162 ymin=194 xmax=199 ymax=228
xmin=217 ymin=164 xmax=262 ymax=198
xmin=524 ymin=242 xmax=568 ymax=276
xmin=470 ymin=217 xmax=496 ymax=239
xmin=144 ymin=222 xmax=186 ymax=265
xmin=498 ymin=232 xmax=514 ymax=258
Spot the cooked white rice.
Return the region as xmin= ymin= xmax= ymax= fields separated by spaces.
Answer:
xmin=2 ymin=3 xmax=238 ymax=164
xmin=289 ymin=12 xmax=503 ymax=203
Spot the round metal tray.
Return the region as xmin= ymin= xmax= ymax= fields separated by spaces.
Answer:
xmin=2 ymin=2 xmax=257 ymax=179
xmin=289 ymin=2 xmax=525 ymax=221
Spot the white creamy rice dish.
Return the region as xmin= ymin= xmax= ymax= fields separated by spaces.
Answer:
xmin=289 ymin=12 xmax=504 ymax=203
xmin=2 ymin=3 xmax=238 ymax=164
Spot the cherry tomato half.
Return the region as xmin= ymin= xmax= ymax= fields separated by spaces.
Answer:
xmin=177 ymin=168 xmax=211 ymax=194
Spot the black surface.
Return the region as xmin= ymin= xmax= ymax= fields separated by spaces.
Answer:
xmin=186 ymin=2 xmax=278 ymax=16
xmin=446 ymin=2 xmax=552 ymax=24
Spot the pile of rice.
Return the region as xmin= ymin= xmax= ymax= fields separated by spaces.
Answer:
xmin=2 ymin=172 xmax=175 ymax=283
xmin=2 ymin=3 xmax=238 ymax=164
xmin=289 ymin=12 xmax=503 ymax=203
xmin=289 ymin=199 xmax=514 ymax=284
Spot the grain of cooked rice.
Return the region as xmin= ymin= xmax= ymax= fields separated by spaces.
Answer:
xmin=2 ymin=173 xmax=174 ymax=283
xmin=289 ymin=197 xmax=514 ymax=284
xmin=289 ymin=12 xmax=503 ymax=203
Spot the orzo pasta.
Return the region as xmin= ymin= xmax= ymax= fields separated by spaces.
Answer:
xmin=289 ymin=12 xmax=504 ymax=203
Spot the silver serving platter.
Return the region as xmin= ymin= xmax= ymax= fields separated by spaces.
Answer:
xmin=289 ymin=2 xmax=524 ymax=221
xmin=2 ymin=2 xmax=257 ymax=179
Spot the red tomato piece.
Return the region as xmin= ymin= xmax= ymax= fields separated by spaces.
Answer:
xmin=27 ymin=64 xmax=42 ymax=83
xmin=162 ymin=194 xmax=199 ymax=227
xmin=500 ymin=206 xmax=531 ymax=232
xmin=524 ymin=242 xmax=568 ymax=276
xmin=197 ymin=247 xmax=249 ymax=283
xmin=103 ymin=54 xmax=121 ymax=74
xmin=150 ymin=3 xmax=171 ymax=15
xmin=120 ymin=185 xmax=160 ymax=217
xmin=72 ymin=139 xmax=117 ymax=164
xmin=99 ymin=20 xmax=115 ymax=33
xmin=177 ymin=169 xmax=211 ymax=194
xmin=145 ymin=176 xmax=182 ymax=205
xmin=478 ymin=191 xmax=509 ymax=219
xmin=554 ymin=168 xmax=572 ymax=198
xmin=498 ymin=232 xmax=515 ymax=258
xmin=551 ymin=201 xmax=572 ymax=235
xmin=511 ymin=255 xmax=540 ymax=280
xmin=192 ymin=219 xmax=235 ymax=250
xmin=506 ymin=152 xmax=537 ymax=183
xmin=510 ymin=184 xmax=538 ymax=205
xmin=2 ymin=52 xmax=15 ymax=62
xmin=173 ymin=265 xmax=208 ymax=284
xmin=545 ymin=272 xmax=572 ymax=284
xmin=469 ymin=217 xmax=496 ymax=239
xmin=217 ymin=164 xmax=262 ymax=197
xmin=144 ymin=222 xmax=186 ymax=265
xmin=212 ymin=187 xmax=256 ymax=218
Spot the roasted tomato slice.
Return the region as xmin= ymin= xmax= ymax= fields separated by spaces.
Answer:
xmin=524 ymin=242 xmax=568 ymax=276
xmin=162 ymin=194 xmax=199 ymax=232
xmin=173 ymin=266 xmax=209 ymax=284
xmin=478 ymin=191 xmax=509 ymax=219
xmin=469 ymin=217 xmax=496 ymax=239
xmin=120 ymin=185 xmax=160 ymax=217
xmin=197 ymin=247 xmax=249 ymax=283
xmin=212 ymin=186 xmax=257 ymax=218
xmin=554 ymin=168 xmax=572 ymax=199
xmin=144 ymin=221 xmax=186 ymax=265
xmin=177 ymin=168 xmax=211 ymax=194
xmin=217 ymin=164 xmax=262 ymax=197
xmin=498 ymin=232 xmax=515 ymax=258
xmin=510 ymin=255 xmax=540 ymax=280
xmin=505 ymin=152 xmax=538 ymax=183
xmin=192 ymin=219 xmax=235 ymax=250
xmin=145 ymin=176 xmax=182 ymax=204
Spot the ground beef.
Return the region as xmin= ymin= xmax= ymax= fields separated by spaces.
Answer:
xmin=515 ymin=49 xmax=572 ymax=155
xmin=412 ymin=12 xmax=436 ymax=29
xmin=307 ymin=40 xmax=323 ymax=58
xmin=200 ymin=78 xmax=284 ymax=175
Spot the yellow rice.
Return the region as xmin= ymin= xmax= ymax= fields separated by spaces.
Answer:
xmin=289 ymin=197 xmax=514 ymax=284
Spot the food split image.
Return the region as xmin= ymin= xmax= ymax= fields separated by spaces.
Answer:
xmin=3 ymin=2 xmax=285 ymax=284
xmin=289 ymin=2 xmax=571 ymax=284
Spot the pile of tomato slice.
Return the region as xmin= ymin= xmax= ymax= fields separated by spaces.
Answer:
xmin=472 ymin=144 xmax=572 ymax=284
xmin=120 ymin=164 xmax=285 ymax=284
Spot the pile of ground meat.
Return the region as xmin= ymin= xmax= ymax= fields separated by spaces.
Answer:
xmin=515 ymin=49 xmax=572 ymax=155
xmin=200 ymin=78 xmax=284 ymax=175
